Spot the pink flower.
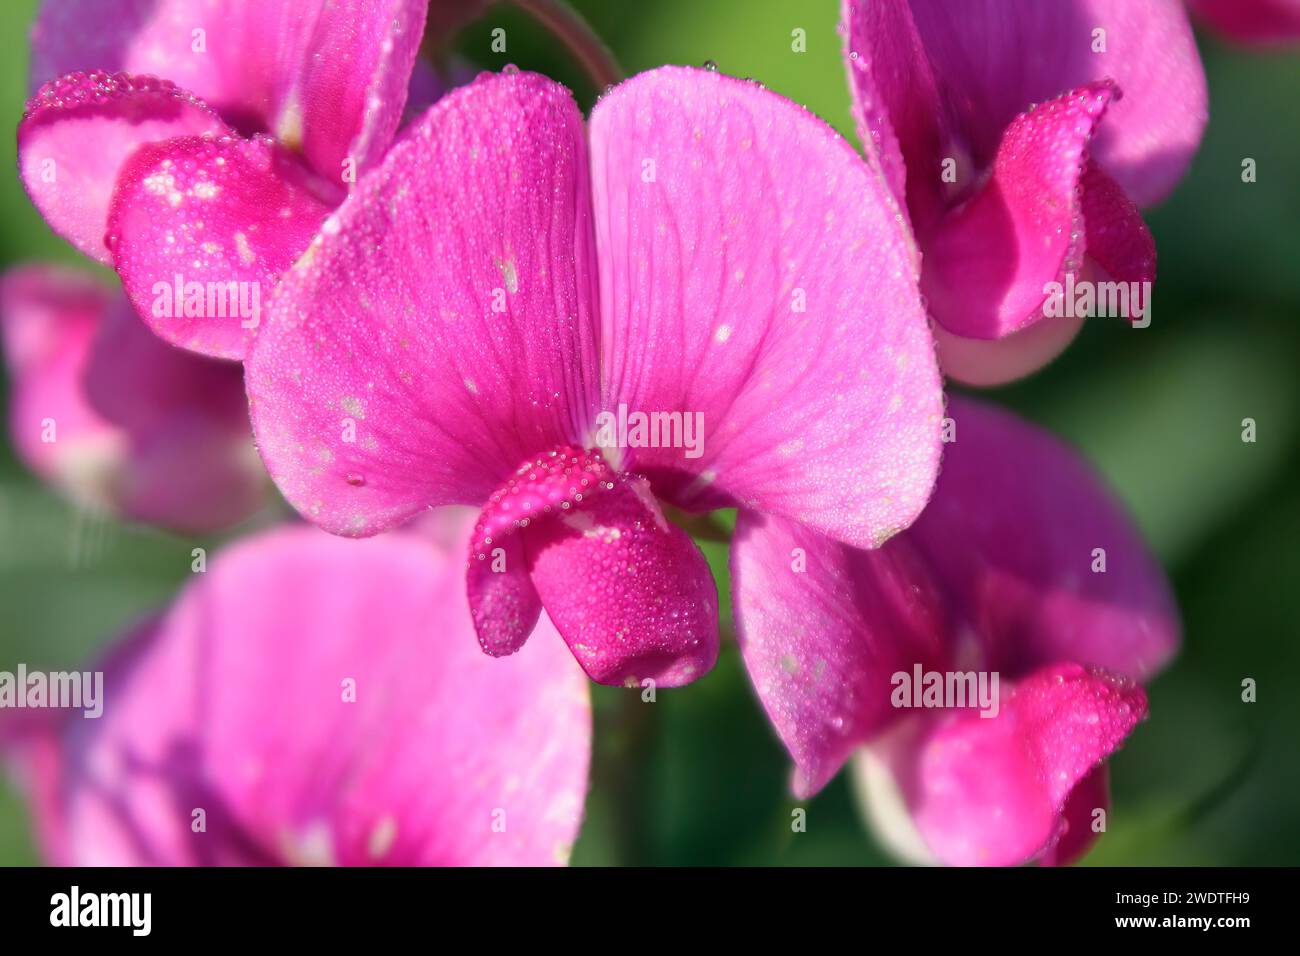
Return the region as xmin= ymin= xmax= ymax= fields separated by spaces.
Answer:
xmin=18 ymin=0 xmax=430 ymax=359
xmin=0 ymin=265 xmax=264 ymax=531
xmin=842 ymin=0 xmax=1208 ymax=384
xmin=2 ymin=523 xmax=592 ymax=866
xmin=244 ymin=68 xmax=946 ymax=688
xmin=731 ymin=396 xmax=1180 ymax=865
xmin=1189 ymin=0 xmax=1300 ymax=44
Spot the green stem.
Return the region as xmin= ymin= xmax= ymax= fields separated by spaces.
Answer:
xmin=509 ymin=0 xmax=626 ymax=89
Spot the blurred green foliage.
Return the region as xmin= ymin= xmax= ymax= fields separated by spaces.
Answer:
xmin=1 ymin=0 xmax=1298 ymax=866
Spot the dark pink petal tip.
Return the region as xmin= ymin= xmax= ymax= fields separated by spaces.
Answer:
xmin=467 ymin=446 xmax=720 ymax=688
xmin=18 ymin=70 xmax=227 ymax=262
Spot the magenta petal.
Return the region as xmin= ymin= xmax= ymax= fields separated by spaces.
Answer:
xmin=912 ymin=397 xmax=1180 ymax=680
xmin=247 ymin=72 xmax=601 ymax=536
xmin=525 ymin=476 xmax=719 ymax=688
xmin=1040 ymin=764 xmax=1110 ymax=866
xmin=0 ymin=265 xmax=121 ymax=487
xmin=30 ymin=0 xmax=428 ymax=181
xmin=869 ymin=663 xmax=1144 ymax=867
xmin=924 ymin=82 xmax=1115 ymax=342
xmin=467 ymin=447 xmax=613 ymax=657
xmin=18 ymin=71 xmax=227 ymax=263
xmin=6 ymin=527 xmax=591 ymax=866
xmin=589 ymin=66 xmax=942 ymax=548
xmin=109 ymin=133 xmax=335 ymax=359
xmin=1 ymin=265 xmax=263 ymax=531
xmin=843 ymin=0 xmax=1207 ymax=209
xmin=731 ymin=511 xmax=949 ymax=797
xmin=1080 ymin=159 xmax=1156 ymax=297
xmin=1190 ymin=0 xmax=1300 ymax=44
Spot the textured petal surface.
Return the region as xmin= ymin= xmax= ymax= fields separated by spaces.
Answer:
xmin=467 ymin=447 xmax=611 ymax=658
xmin=863 ymin=663 xmax=1144 ymax=866
xmin=523 ymin=474 xmax=719 ymax=688
xmin=30 ymin=0 xmax=428 ymax=180
xmin=922 ymin=82 xmax=1114 ymax=341
xmin=247 ymin=72 xmax=601 ymax=536
xmin=1080 ymin=160 xmax=1156 ymax=294
xmin=910 ymin=397 xmax=1179 ymax=680
xmin=843 ymin=0 xmax=1207 ymax=209
xmin=590 ymin=66 xmax=942 ymax=549
xmin=17 ymin=71 xmax=227 ymax=263
xmin=731 ymin=510 xmax=948 ymax=797
xmin=109 ymin=133 xmax=336 ymax=359
xmin=5 ymin=527 xmax=592 ymax=866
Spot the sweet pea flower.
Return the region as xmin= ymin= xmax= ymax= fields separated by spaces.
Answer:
xmin=2 ymin=524 xmax=591 ymax=866
xmin=1189 ymin=0 xmax=1300 ymax=44
xmin=19 ymin=0 xmax=430 ymax=359
xmin=245 ymin=69 xmax=946 ymax=688
xmin=0 ymin=265 xmax=264 ymax=531
xmin=842 ymin=0 xmax=1208 ymax=384
xmin=732 ymin=396 xmax=1179 ymax=865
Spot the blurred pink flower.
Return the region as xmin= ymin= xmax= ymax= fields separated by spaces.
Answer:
xmin=732 ymin=396 xmax=1180 ymax=865
xmin=244 ymin=67 xmax=946 ymax=688
xmin=0 ymin=265 xmax=264 ymax=532
xmin=842 ymin=0 xmax=1208 ymax=384
xmin=1189 ymin=0 xmax=1300 ymax=44
xmin=2 ymin=524 xmax=591 ymax=866
xmin=18 ymin=0 xmax=430 ymax=358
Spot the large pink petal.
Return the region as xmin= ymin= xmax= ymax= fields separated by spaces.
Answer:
xmin=589 ymin=66 xmax=942 ymax=550
xmin=910 ymin=397 xmax=1179 ymax=681
xmin=17 ymin=71 xmax=227 ymax=263
xmin=1190 ymin=0 xmax=1300 ymax=44
xmin=843 ymin=0 xmax=1207 ymax=208
xmin=922 ymin=82 xmax=1114 ymax=342
xmin=731 ymin=511 xmax=949 ymax=797
xmin=859 ymin=663 xmax=1144 ymax=866
xmin=5 ymin=527 xmax=592 ymax=866
xmin=30 ymin=0 xmax=428 ymax=181
xmin=108 ymin=133 xmax=336 ymax=359
xmin=247 ymin=72 xmax=601 ymax=536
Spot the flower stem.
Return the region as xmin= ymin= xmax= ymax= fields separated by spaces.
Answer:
xmin=509 ymin=0 xmax=626 ymax=90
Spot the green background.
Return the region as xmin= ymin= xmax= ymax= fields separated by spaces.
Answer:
xmin=1 ymin=0 xmax=1298 ymax=865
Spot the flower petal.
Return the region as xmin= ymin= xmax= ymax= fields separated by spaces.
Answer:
xmin=1 ymin=265 xmax=263 ymax=531
xmin=108 ymin=133 xmax=336 ymax=359
xmin=856 ymin=662 xmax=1144 ymax=866
xmin=524 ymin=475 xmax=719 ymax=687
xmin=30 ymin=0 xmax=429 ymax=180
xmin=5 ymin=526 xmax=592 ymax=866
xmin=842 ymin=0 xmax=1207 ymax=208
xmin=922 ymin=82 xmax=1115 ymax=343
xmin=247 ymin=71 xmax=601 ymax=536
xmin=17 ymin=71 xmax=227 ymax=263
xmin=589 ymin=66 xmax=942 ymax=549
xmin=911 ymin=396 xmax=1179 ymax=680
xmin=0 ymin=265 xmax=122 ymax=490
xmin=731 ymin=510 xmax=949 ymax=797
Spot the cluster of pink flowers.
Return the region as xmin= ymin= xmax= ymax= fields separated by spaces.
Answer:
xmin=2 ymin=0 xmax=1291 ymax=867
